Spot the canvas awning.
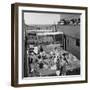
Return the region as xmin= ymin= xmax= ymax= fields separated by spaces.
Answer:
xmin=37 ymin=32 xmax=63 ymax=36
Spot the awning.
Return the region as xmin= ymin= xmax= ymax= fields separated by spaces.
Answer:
xmin=37 ymin=32 xmax=63 ymax=36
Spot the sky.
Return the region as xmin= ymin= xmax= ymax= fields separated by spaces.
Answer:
xmin=24 ymin=12 xmax=60 ymax=25
xmin=24 ymin=12 xmax=80 ymax=25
